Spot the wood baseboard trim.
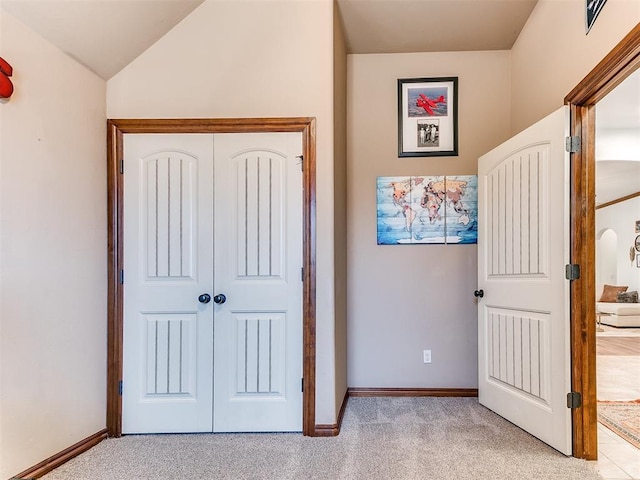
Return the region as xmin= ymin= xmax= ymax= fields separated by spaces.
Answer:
xmin=348 ymin=387 xmax=478 ymax=397
xmin=13 ymin=429 xmax=108 ymax=479
xmin=313 ymin=423 xmax=339 ymax=436
xmin=313 ymin=389 xmax=349 ymax=437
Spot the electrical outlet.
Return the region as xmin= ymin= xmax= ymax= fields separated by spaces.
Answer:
xmin=423 ymin=349 xmax=432 ymax=364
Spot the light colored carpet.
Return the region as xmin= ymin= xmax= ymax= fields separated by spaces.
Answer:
xmin=41 ymin=397 xmax=602 ymax=479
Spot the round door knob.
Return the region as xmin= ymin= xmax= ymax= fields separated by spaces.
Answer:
xmin=474 ymin=289 xmax=484 ymax=298
xmin=213 ymin=294 xmax=227 ymax=304
xmin=198 ymin=293 xmax=211 ymax=304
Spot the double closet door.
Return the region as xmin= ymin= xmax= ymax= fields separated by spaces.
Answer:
xmin=122 ymin=132 xmax=303 ymax=433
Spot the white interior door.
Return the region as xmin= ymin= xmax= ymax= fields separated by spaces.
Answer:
xmin=212 ymin=133 xmax=303 ymax=432
xmin=122 ymin=132 xmax=303 ymax=434
xmin=477 ymin=107 xmax=572 ymax=455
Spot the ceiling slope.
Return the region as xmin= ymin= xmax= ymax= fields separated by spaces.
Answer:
xmin=336 ymin=0 xmax=538 ymax=54
xmin=1 ymin=0 xmax=537 ymax=80
xmin=1 ymin=0 xmax=205 ymax=80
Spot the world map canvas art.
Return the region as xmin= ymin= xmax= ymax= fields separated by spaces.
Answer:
xmin=377 ymin=175 xmax=478 ymax=245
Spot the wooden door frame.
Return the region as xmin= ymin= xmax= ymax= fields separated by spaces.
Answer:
xmin=566 ymin=24 xmax=640 ymax=459
xmin=106 ymin=118 xmax=317 ymax=437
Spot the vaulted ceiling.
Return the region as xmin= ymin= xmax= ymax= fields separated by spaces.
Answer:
xmin=2 ymin=0 xmax=536 ymax=80
xmin=2 ymin=0 xmax=638 ymax=204
xmin=1 ymin=0 xmax=207 ymax=80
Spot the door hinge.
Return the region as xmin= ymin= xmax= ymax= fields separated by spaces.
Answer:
xmin=119 ymin=269 xmax=124 ymax=285
xmin=565 ymin=136 xmax=581 ymax=153
xmin=296 ymin=155 xmax=303 ymax=171
xmin=301 ymin=267 xmax=304 ymax=282
xmin=119 ymin=159 xmax=124 ymax=174
xmin=567 ymin=391 xmax=582 ymax=409
xmin=301 ymin=378 xmax=304 ymax=392
xmin=565 ymin=264 xmax=580 ymax=281
xmin=118 ymin=380 xmax=123 ymax=396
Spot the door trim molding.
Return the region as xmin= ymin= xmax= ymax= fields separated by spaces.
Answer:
xmin=106 ymin=118 xmax=317 ymax=436
xmin=595 ymin=190 xmax=640 ymax=210
xmin=565 ymin=24 xmax=640 ymax=460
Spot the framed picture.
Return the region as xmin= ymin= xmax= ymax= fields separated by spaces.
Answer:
xmin=635 ymin=219 xmax=640 ymax=233
xmin=637 ymin=254 xmax=640 ymax=268
xmin=398 ymin=77 xmax=458 ymax=157
xmin=586 ymin=0 xmax=607 ymax=34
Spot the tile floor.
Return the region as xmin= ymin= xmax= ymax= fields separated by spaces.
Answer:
xmin=590 ymin=326 xmax=640 ymax=480
xmin=594 ymin=423 xmax=640 ymax=479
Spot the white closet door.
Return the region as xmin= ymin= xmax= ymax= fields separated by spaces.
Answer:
xmin=122 ymin=132 xmax=303 ymax=434
xmin=123 ymin=134 xmax=214 ymax=433
xmin=212 ymin=133 xmax=303 ymax=432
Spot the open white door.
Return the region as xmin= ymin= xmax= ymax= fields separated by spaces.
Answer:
xmin=477 ymin=107 xmax=572 ymax=455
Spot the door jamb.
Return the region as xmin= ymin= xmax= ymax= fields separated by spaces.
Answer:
xmin=106 ymin=118 xmax=317 ymax=436
xmin=565 ymin=24 xmax=640 ymax=459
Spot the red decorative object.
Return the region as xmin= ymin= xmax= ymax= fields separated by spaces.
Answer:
xmin=0 ymin=57 xmax=14 ymax=99
xmin=416 ymin=93 xmax=446 ymax=116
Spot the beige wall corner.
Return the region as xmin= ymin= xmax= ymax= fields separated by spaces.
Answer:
xmin=107 ymin=0 xmax=339 ymax=426
xmin=347 ymin=51 xmax=510 ymax=389
xmin=0 ymin=10 xmax=107 ymax=479
xmin=333 ymin=0 xmax=348 ymax=421
xmin=510 ymin=0 xmax=640 ymax=135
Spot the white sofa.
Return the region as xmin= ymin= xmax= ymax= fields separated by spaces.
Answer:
xmin=596 ymin=302 xmax=640 ymax=327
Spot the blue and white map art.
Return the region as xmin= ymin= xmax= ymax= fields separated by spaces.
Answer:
xmin=376 ymin=175 xmax=478 ymax=245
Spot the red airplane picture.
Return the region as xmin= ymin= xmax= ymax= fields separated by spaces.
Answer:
xmin=416 ymin=93 xmax=445 ymax=115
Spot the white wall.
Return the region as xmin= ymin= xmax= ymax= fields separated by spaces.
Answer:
xmin=107 ymin=0 xmax=340 ymax=425
xmin=596 ymin=228 xmax=618 ymax=293
xmin=0 ymin=10 xmax=107 ymax=478
xmin=596 ymin=197 xmax=640 ymax=296
xmin=510 ymin=0 xmax=640 ymax=135
xmin=347 ymin=51 xmax=511 ymax=388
